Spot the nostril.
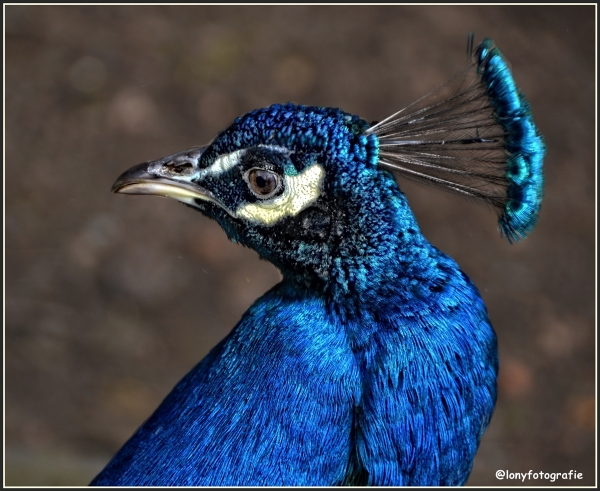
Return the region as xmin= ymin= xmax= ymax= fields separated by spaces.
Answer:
xmin=164 ymin=161 xmax=195 ymax=176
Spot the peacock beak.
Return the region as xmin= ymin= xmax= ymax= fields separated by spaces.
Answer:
xmin=111 ymin=161 xmax=217 ymax=203
xmin=111 ymin=146 xmax=228 ymax=212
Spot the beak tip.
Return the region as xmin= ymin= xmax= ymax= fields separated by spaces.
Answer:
xmin=111 ymin=181 xmax=126 ymax=194
xmin=111 ymin=162 xmax=152 ymax=194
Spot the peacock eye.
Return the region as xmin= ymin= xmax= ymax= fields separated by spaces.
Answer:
xmin=244 ymin=168 xmax=282 ymax=199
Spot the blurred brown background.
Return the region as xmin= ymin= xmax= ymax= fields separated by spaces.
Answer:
xmin=5 ymin=5 xmax=595 ymax=486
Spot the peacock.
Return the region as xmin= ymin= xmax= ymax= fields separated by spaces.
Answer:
xmin=91 ymin=37 xmax=545 ymax=486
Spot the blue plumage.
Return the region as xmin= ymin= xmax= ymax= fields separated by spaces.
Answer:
xmin=475 ymin=39 xmax=545 ymax=242
xmin=91 ymin=37 xmax=543 ymax=486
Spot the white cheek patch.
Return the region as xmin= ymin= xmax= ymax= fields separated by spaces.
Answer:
xmin=235 ymin=164 xmax=325 ymax=226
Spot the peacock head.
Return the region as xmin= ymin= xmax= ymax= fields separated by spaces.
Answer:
xmin=112 ymin=38 xmax=546 ymax=301
xmin=112 ymin=104 xmax=398 ymax=287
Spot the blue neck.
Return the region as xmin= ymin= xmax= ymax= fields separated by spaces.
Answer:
xmin=281 ymin=170 xmax=443 ymax=322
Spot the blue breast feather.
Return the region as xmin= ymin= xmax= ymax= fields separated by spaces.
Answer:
xmin=91 ymin=251 xmax=497 ymax=486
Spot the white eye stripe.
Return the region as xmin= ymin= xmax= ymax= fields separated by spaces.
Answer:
xmin=198 ymin=145 xmax=291 ymax=179
xmin=200 ymin=145 xmax=292 ymax=179
xmin=197 ymin=149 xmax=247 ymax=179
xmin=152 ymin=145 xmax=292 ymax=183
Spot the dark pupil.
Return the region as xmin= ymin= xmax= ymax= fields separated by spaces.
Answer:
xmin=250 ymin=170 xmax=277 ymax=195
